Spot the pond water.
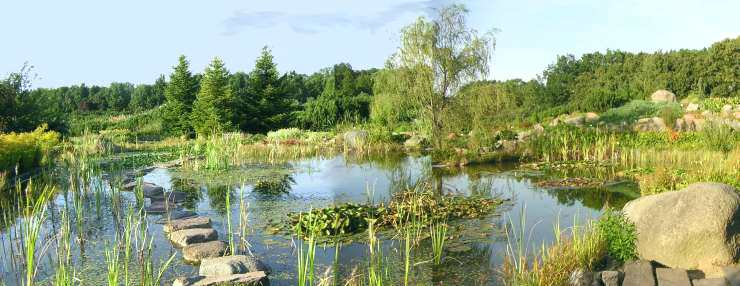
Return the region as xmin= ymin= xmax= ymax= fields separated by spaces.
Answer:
xmin=0 ymin=154 xmax=639 ymax=285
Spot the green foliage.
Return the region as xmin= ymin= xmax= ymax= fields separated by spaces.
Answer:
xmin=701 ymin=123 xmax=737 ymax=153
xmin=253 ymin=174 xmax=294 ymax=195
xmin=0 ymin=125 xmax=60 ymax=174
xmin=191 ymin=57 xmax=234 ymax=136
xmin=595 ymin=210 xmax=637 ymax=263
xmin=240 ymin=47 xmax=297 ymax=133
xmin=0 ymin=64 xmax=68 ymax=133
xmin=162 ymin=55 xmax=198 ymax=136
xmin=599 ymin=100 xmax=661 ymax=124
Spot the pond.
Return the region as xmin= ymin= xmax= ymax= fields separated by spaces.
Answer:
xmin=0 ymin=153 xmax=639 ymax=285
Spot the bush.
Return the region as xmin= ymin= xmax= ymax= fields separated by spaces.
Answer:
xmin=599 ymin=100 xmax=658 ymax=124
xmin=701 ymin=123 xmax=736 ymax=153
xmin=0 ymin=124 xmax=60 ymax=173
xmin=596 ymin=210 xmax=637 ymax=263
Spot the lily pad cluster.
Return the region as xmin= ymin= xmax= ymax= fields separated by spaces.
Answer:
xmin=290 ymin=191 xmax=504 ymax=237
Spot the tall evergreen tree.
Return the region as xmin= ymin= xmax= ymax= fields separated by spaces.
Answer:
xmin=191 ymin=57 xmax=234 ymax=136
xmin=162 ymin=55 xmax=197 ymax=136
xmin=244 ymin=46 xmax=295 ymax=133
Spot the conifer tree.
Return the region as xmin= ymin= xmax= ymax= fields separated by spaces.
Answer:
xmin=191 ymin=57 xmax=234 ymax=136
xmin=162 ymin=55 xmax=197 ymax=136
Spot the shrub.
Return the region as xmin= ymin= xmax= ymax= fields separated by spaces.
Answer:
xmin=599 ymin=100 xmax=658 ymax=124
xmin=0 ymin=125 xmax=60 ymax=173
xmin=701 ymin=123 xmax=736 ymax=153
xmin=596 ymin=210 xmax=637 ymax=263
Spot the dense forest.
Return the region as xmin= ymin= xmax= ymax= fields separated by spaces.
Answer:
xmin=1 ymin=34 xmax=737 ymax=137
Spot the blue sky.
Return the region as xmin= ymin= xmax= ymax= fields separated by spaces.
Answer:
xmin=2 ymin=0 xmax=738 ymax=88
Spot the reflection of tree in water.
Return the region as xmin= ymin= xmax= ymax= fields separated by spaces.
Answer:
xmin=252 ymin=173 xmax=294 ymax=195
xmin=539 ymin=183 xmax=639 ymax=210
xmin=207 ymin=184 xmax=233 ymax=215
xmin=171 ymin=178 xmax=202 ymax=209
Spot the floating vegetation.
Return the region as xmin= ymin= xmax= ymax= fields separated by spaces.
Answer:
xmin=290 ymin=190 xmax=505 ymax=237
xmin=253 ymin=174 xmax=295 ymax=195
xmin=535 ymin=177 xmax=607 ymax=190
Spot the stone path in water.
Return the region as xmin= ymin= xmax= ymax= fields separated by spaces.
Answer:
xmin=574 ymin=260 xmax=738 ymax=286
xmin=121 ymin=167 xmax=269 ymax=286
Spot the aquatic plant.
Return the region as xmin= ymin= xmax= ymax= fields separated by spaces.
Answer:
xmin=53 ymin=210 xmax=75 ymax=286
xmin=104 ymin=241 xmax=121 ymax=286
xmin=366 ymin=218 xmax=386 ymax=286
xmin=20 ymin=182 xmax=52 ymax=286
xmin=503 ymin=211 xmax=607 ymax=286
xmin=595 ymin=210 xmax=637 ymax=263
xmin=296 ymin=214 xmax=320 ymax=286
xmin=429 ymin=220 xmax=448 ymax=265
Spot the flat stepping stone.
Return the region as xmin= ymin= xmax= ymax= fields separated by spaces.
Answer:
xmin=693 ymin=278 xmax=729 ymax=286
xmin=173 ymin=271 xmax=268 ymax=286
xmin=725 ymin=266 xmax=740 ymax=286
xmin=623 ymin=260 xmax=656 ymax=286
xmin=164 ymin=217 xmax=212 ymax=233
xmin=656 ymin=268 xmax=691 ymax=286
xmin=169 ymin=228 xmax=218 ymax=247
xmin=155 ymin=210 xmax=198 ymax=224
xmin=145 ymin=201 xmax=181 ymax=214
xmin=149 ymin=191 xmax=188 ymax=203
xmin=199 ymin=255 xmax=270 ymax=277
xmin=183 ymin=241 xmax=228 ymax=263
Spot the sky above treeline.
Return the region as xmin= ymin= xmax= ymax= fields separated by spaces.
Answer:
xmin=2 ymin=0 xmax=738 ymax=88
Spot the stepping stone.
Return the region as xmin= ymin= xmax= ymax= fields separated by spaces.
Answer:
xmin=142 ymin=184 xmax=165 ymax=198
xmin=199 ymin=255 xmax=270 ymax=277
xmin=183 ymin=241 xmax=228 ymax=263
xmin=656 ymin=268 xmax=691 ymax=286
xmin=170 ymin=228 xmax=218 ymax=247
xmin=155 ymin=210 xmax=198 ymax=224
xmin=164 ymin=217 xmax=212 ymax=233
xmin=724 ymin=266 xmax=740 ymax=286
xmin=600 ymin=271 xmax=622 ymax=286
xmin=693 ymin=278 xmax=729 ymax=286
xmin=173 ymin=271 xmax=268 ymax=286
xmin=145 ymin=201 xmax=181 ymax=214
xmin=623 ymin=260 xmax=657 ymax=286
xmin=150 ymin=191 xmax=188 ymax=203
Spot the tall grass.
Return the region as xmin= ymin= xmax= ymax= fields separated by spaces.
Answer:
xmin=503 ymin=211 xmax=606 ymax=286
xmin=429 ymin=220 xmax=448 ymax=265
xmin=104 ymin=241 xmax=120 ymax=286
xmin=296 ymin=214 xmax=320 ymax=286
xmin=20 ymin=182 xmax=52 ymax=286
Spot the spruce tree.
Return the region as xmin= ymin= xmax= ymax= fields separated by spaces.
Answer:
xmin=244 ymin=46 xmax=295 ymax=133
xmin=191 ymin=57 xmax=234 ymax=136
xmin=162 ymin=55 xmax=197 ymax=136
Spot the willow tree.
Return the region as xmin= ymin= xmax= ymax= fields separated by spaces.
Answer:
xmin=385 ymin=5 xmax=494 ymax=148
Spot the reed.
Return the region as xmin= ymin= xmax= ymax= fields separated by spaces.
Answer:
xmin=429 ymin=220 xmax=448 ymax=265
xmin=296 ymin=214 xmax=320 ymax=286
xmin=20 ymin=181 xmax=52 ymax=286
xmin=104 ymin=241 xmax=120 ymax=286
xmin=53 ymin=210 xmax=75 ymax=286
xmin=366 ymin=218 xmax=385 ymax=286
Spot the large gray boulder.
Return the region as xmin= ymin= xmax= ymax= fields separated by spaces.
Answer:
xmin=634 ymin=117 xmax=667 ymax=132
xmin=199 ymin=255 xmax=270 ymax=277
xmin=651 ymin=89 xmax=676 ymax=103
xmin=183 ymin=241 xmax=228 ymax=263
xmin=164 ymin=216 xmax=212 ymax=233
xmin=342 ymin=130 xmax=368 ymax=149
xmin=173 ymin=271 xmax=269 ymax=286
xmin=169 ymin=228 xmax=218 ymax=247
xmin=623 ymin=183 xmax=740 ymax=275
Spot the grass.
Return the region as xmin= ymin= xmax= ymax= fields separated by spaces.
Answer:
xmin=503 ymin=210 xmax=607 ymax=286
xmin=429 ymin=220 xmax=448 ymax=265
xmin=296 ymin=213 xmax=320 ymax=286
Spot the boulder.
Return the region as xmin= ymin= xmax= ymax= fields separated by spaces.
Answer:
xmin=623 ymin=183 xmax=740 ymax=274
xmin=651 ymin=90 xmax=676 ymax=103
xmin=724 ymin=265 xmax=740 ymax=286
xmin=497 ymin=140 xmax=518 ymax=154
xmin=600 ymin=271 xmax=622 ymax=286
xmin=199 ymin=255 xmax=270 ymax=277
xmin=183 ymin=241 xmax=228 ymax=263
xmin=634 ymin=117 xmax=667 ymax=132
xmin=686 ymin=103 xmax=700 ymax=112
xmin=656 ymin=268 xmax=691 ymax=286
xmin=403 ymin=136 xmax=424 ymax=149
xmin=173 ymin=271 xmax=269 ymax=286
xmin=170 ymin=228 xmax=218 ymax=247
xmin=584 ymin=112 xmax=600 ymax=123
xmin=150 ymin=191 xmax=188 ymax=204
xmin=622 ymin=260 xmax=657 ymax=286
xmin=342 ymin=130 xmax=368 ymax=149
xmin=164 ymin=216 xmax=212 ymax=233
xmin=145 ymin=200 xmax=181 ymax=214
xmin=564 ymin=114 xmax=586 ymax=127
xmin=693 ymin=278 xmax=730 ymax=286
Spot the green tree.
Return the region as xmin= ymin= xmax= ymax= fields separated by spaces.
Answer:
xmin=381 ymin=5 xmax=494 ymax=148
xmin=191 ymin=57 xmax=234 ymax=136
xmin=244 ymin=46 xmax=295 ymax=133
xmin=162 ymin=55 xmax=197 ymax=136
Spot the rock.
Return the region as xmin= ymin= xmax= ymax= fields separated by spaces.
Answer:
xmin=601 ymin=271 xmax=622 ymax=286
xmin=622 ymin=260 xmax=656 ymax=286
xmin=634 ymin=117 xmax=667 ymax=132
xmin=532 ymin=123 xmax=545 ymax=133
xmin=497 ymin=140 xmax=518 ymax=153
xmin=656 ymin=268 xmax=691 ymax=286
xmin=183 ymin=241 xmax=228 ymax=263
xmin=584 ymin=112 xmax=600 ymax=123
xmin=170 ymin=228 xmax=218 ymax=247
xmin=150 ymin=191 xmax=188 ymax=203
xmin=686 ymin=102 xmax=700 ymax=112
xmin=155 ymin=210 xmax=198 ymax=223
xmin=724 ymin=265 xmax=740 ymax=286
xmin=693 ymin=278 xmax=729 ymax=286
xmin=568 ymin=269 xmax=599 ymax=286
xmin=164 ymin=216 xmax=212 ymax=233
xmin=141 ymin=183 xmax=165 ymax=197
xmin=404 ymin=136 xmax=424 ymax=149
xmin=145 ymin=201 xmax=181 ymax=214
xmin=343 ymin=130 xmax=368 ymax=149
xmin=564 ymin=114 xmax=586 ymax=127
xmin=173 ymin=271 xmax=269 ymax=286
xmin=623 ymin=183 xmax=740 ymax=275
xmin=199 ymin=255 xmax=270 ymax=277
xmin=651 ymin=90 xmax=676 ymax=103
